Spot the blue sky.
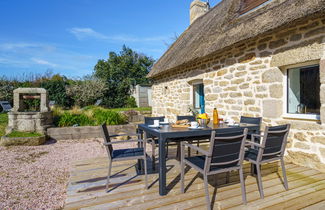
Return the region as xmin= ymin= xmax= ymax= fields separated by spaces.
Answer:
xmin=0 ymin=0 xmax=220 ymax=78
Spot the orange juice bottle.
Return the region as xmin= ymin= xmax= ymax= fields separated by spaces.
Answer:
xmin=213 ymin=108 xmax=219 ymax=124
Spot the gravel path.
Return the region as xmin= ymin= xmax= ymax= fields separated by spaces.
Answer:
xmin=0 ymin=139 xmax=109 ymax=210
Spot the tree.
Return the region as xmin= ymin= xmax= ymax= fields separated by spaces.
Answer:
xmin=66 ymin=76 xmax=107 ymax=107
xmin=93 ymin=45 xmax=155 ymax=108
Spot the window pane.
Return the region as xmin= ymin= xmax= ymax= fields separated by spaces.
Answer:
xmin=287 ymin=65 xmax=320 ymax=115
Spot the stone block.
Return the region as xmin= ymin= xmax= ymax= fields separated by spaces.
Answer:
xmin=262 ymin=68 xmax=283 ymax=83
xmin=229 ymin=92 xmax=242 ymax=97
xmin=235 ymin=71 xmax=247 ymax=77
xmin=290 ymin=34 xmax=302 ymax=41
xmin=270 ymin=84 xmax=283 ymax=98
xmin=249 ymin=65 xmax=266 ymax=71
xmin=294 ymin=142 xmax=310 ymax=150
xmin=321 ymin=106 xmax=325 ymax=125
xmin=263 ymin=100 xmax=283 ymax=118
xmin=219 ymin=81 xmax=229 ymax=86
xmin=320 ymin=85 xmax=325 ymax=105
xmin=269 ymin=39 xmax=287 ymax=49
xmin=320 ymin=59 xmax=325 ymax=84
xmin=244 ymin=91 xmax=253 ymax=97
xmin=311 ymin=136 xmax=325 ymax=145
xmin=239 ymin=83 xmax=249 ymax=89
xmin=244 ymin=99 xmax=255 ymax=105
xmin=305 ymin=27 xmax=325 ymax=38
xmin=231 ymin=78 xmax=244 ymax=85
xmin=294 ymin=132 xmax=307 ymax=141
xmin=271 ymin=43 xmax=323 ymax=67
xmin=217 ymin=69 xmax=228 ymax=76
xmin=205 ymin=94 xmax=218 ymax=101
xmin=286 ymin=150 xmax=325 ymax=173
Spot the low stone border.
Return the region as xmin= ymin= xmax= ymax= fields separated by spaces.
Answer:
xmin=47 ymin=123 xmax=138 ymax=141
xmin=0 ymin=135 xmax=46 ymax=146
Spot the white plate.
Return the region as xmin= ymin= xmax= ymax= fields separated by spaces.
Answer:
xmin=148 ymin=125 xmax=160 ymax=128
xmin=188 ymin=126 xmax=203 ymax=129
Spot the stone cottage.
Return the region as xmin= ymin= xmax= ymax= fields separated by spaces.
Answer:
xmin=147 ymin=0 xmax=325 ymax=172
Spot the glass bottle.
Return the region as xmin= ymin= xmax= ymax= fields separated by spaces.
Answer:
xmin=213 ymin=108 xmax=219 ymax=125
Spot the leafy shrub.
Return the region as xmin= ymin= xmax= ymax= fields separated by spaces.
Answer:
xmin=92 ymin=108 xmax=127 ymax=125
xmin=66 ymin=77 xmax=107 ymax=107
xmin=125 ymin=96 xmax=137 ymax=108
xmin=55 ymin=107 xmax=127 ymax=127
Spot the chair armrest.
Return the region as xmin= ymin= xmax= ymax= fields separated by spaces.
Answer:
xmin=181 ymin=142 xmax=209 ymax=156
xmin=103 ymin=139 xmax=146 ymax=145
xmin=109 ymin=133 xmax=140 ymax=138
xmin=245 ymin=140 xmax=265 ymax=148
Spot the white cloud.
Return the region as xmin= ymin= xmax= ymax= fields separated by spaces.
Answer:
xmin=0 ymin=42 xmax=56 ymax=52
xmin=69 ymin=27 xmax=108 ymax=40
xmin=68 ymin=27 xmax=169 ymax=43
xmin=31 ymin=58 xmax=57 ymax=67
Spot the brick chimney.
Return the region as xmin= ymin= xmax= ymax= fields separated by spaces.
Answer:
xmin=190 ymin=0 xmax=210 ymax=24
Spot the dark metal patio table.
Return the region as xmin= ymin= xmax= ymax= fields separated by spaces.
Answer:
xmin=138 ymin=123 xmax=260 ymax=196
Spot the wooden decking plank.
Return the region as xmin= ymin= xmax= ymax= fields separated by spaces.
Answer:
xmin=88 ymin=167 xmax=319 ymax=210
xmin=302 ymin=200 xmax=325 ymax=210
xmin=64 ymin=155 xmax=324 ymax=210
xmin=65 ymin=163 xmax=299 ymax=208
xmin=150 ymin=171 xmax=323 ymax=210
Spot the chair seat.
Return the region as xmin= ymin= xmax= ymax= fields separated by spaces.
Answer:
xmin=112 ymin=148 xmax=144 ymax=159
xmin=185 ymin=156 xmax=239 ymax=171
xmin=245 ymin=148 xmax=279 ymax=161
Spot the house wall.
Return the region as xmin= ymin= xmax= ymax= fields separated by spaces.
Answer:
xmin=151 ymin=16 xmax=325 ymax=172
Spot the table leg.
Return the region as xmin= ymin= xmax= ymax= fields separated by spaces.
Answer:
xmin=158 ymin=135 xmax=167 ymax=196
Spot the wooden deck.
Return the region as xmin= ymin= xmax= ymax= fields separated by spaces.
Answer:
xmin=64 ymin=148 xmax=325 ymax=210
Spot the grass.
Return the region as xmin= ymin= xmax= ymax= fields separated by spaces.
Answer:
xmin=6 ymin=131 xmax=43 ymax=138
xmin=109 ymin=107 xmax=152 ymax=112
xmin=0 ymin=113 xmax=8 ymax=137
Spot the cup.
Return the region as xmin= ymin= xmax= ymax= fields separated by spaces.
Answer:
xmin=190 ymin=121 xmax=199 ymax=128
xmin=153 ymin=120 xmax=160 ymax=126
xmin=164 ymin=118 xmax=169 ymax=123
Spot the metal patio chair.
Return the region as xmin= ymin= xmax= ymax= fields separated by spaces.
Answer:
xmin=245 ymin=124 xmax=291 ymax=199
xmin=101 ymin=123 xmax=148 ymax=191
xmin=176 ymin=115 xmax=209 ymax=158
xmin=143 ymin=116 xmax=165 ymax=169
xmin=240 ymin=116 xmax=262 ymax=140
xmin=181 ymin=128 xmax=248 ymax=209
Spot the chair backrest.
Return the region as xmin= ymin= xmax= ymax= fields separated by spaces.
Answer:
xmin=240 ymin=116 xmax=262 ymax=126
xmin=101 ymin=123 xmax=113 ymax=158
xmin=206 ymin=128 xmax=248 ymax=172
xmin=259 ymin=124 xmax=291 ymax=160
xmin=177 ymin=115 xmax=196 ymax=121
xmin=144 ymin=116 xmax=164 ymax=125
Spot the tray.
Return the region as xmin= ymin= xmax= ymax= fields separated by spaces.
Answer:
xmin=171 ymin=124 xmax=190 ymax=128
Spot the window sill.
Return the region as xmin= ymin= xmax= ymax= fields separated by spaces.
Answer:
xmin=282 ymin=114 xmax=320 ymax=122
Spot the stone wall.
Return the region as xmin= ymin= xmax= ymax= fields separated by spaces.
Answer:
xmin=151 ymin=16 xmax=325 ymax=172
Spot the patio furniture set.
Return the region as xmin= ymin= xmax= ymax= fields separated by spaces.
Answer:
xmin=101 ymin=116 xmax=290 ymax=209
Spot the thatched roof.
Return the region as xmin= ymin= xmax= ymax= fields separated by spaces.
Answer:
xmin=148 ymin=0 xmax=325 ymax=78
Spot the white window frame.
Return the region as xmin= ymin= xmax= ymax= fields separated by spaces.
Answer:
xmin=282 ymin=61 xmax=320 ymax=121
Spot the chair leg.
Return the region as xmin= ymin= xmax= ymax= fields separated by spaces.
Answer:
xmin=280 ymin=158 xmax=289 ymax=190
xmin=106 ymin=160 xmax=112 ymax=192
xmin=196 ymin=140 xmax=200 ymax=154
xmin=144 ymin=156 xmax=148 ymax=189
xmin=151 ymin=141 xmax=156 ymax=170
xmin=188 ymin=141 xmax=192 ymax=157
xmin=239 ymin=167 xmax=247 ymax=204
xmin=256 ymin=164 xmax=264 ymax=199
xmin=180 ymin=156 xmax=185 ymax=193
xmin=203 ymin=174 xmax=211 ymax=210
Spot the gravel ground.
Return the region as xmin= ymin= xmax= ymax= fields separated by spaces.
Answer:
xmin=0 ymin=139 xmax=111 ymax=210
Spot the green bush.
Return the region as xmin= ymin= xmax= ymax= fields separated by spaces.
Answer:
xmin=92 ymin=109 xmax=127 ymax=125
xmin=125 ymin=96 xmax=137 ymax=108
xmin=56 ymin=107 xmax=127 ymax=127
